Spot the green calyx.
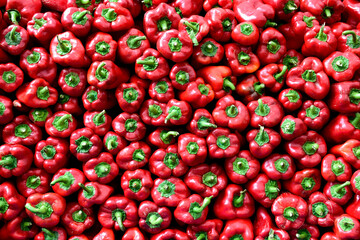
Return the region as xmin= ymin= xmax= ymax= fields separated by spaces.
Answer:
xmin=123 ymin=87 xmax=138 ymax=103
xmin=339 ymin=217 xmax=355 ymax=232
xmin=274 ymin=158 xmax=289 ymax=173
xmin=79 ymin=183 xmax=95 ymax=199
xmin=315 ymin=24 xmax=328 ymax=42
xmin=127 ymin=35 xmax=147 ymax=49
xmin=148 ymin=104 xmax=162 ymax=118
xmin=285 ymin=90 xmax=300 ymax=103
xmin=33 ymin=17 xmax=47 ymax=30
xmin=349 ymin=90 xmax=360 ymax=105
xmin=41 ymin=228 xmax=58 ymax=240
xmin=198 ymin=84 xmax=209 ymax=96
xmin=306 ymin=105 xmax=320 ymax=119
xmin=331 ymin=160 xmax=345 ymax=176
xmin=355 ymin=176 xmax=360 ymax=190
xmin=163 ymin=152 xmax=179 ymax=170
xmin=233 ymin=189 xmax=246 ymax=208
xmin=225 ymin=105 xmax=239 ymax=118
xmin=52 ymin=114 xmax=73 ymax=131
xmin=330 ymin=181 xmax=350 ymax=199
xmin=302 ymin=141 xmax=319 ymax=156
xmin=222 ymin=18 xmax=232 ymax=32
xmin=137 ymin=56 xmax=158 ymax=71
xmin=283 ymin=0 xmax=298 ymax=14
xmin=189 ymin=196 xmax=212 ymax=220
xmin=165 ymin=106 xmax=182 ymax=123
xmin=50 ymin=171 xmax=75 ymax=190
xmin=281 ymin=119 xmax=296 ymax=135
xmin=0 ymin=102 xmax=4 ymax=116
xmin=87 ymin=90 xmax=98 ymax=103
xmin=2 ymin=70 xmax=16 ymax=83
xmin=0 ymin=155 xmax=17 ymax=170
xmin=72 ymin=210 xmax=88 ymax=223
xmin=312 ymin=202 xmax=328 ymax=218
xmin=155 ymin=81 xmax=169 ymax=94
xmin=332 ymin=56 xmax=349 ymax=72
xmin=343 ymin=30 xmax=360 ymax=49
xmin=196 ymin=232 xmax=208 ymax=240
xmin=183 ymin=20 xmax=200 ymax=46
xmin=40 ymin=145 xmax=56 ymax=160
xmin=254 ymin=82 xmax=265 ymax=95
xmin=322 ymin=7 xmax=333 ymax=19
xmin=129 ymin=179 xmax=142 ymax=193
xmin=160 ymin=130 xmax=179 ymax=144
xmin=175 ymin=70 xmax=189 ymax=85
xmin=157 ymin=17 xmax=172 ymax=32
xmin=105 ymin=135 xmax=118 ymax=150
xmin=146 ymin=212 xmax=163 ymax=229
xmin=175 ymin=7 xmax=183 ymax=18
xmin=237 ymin=51 xmax=250 ymax=66
xmin=301 ymin=177 xmax=316 ymax=191
xmin=75 ymin=136 xmax=93 ymax=153
xmin=56 ymin=35 xmax=72 ymax=56
xmin=267 ymin=39 xmax=281 ymax=54
xmin=76 ymin=0 xmax=92 ymax=8
xmin=233 ymin=157 xmax=250 ymax=176
xmin=202 ymin=171 xmax=218 ymax=187
xmin=94 ymin=162 xmax=111 ymax=178
xmin=157 ymin=180 xmax=175 ymax=198
xmin=112 ymin=209 xmax=126 ymax=231
xmin=5 ymin=26 xmax=21 ymax=46
xmin=230 ymin=234 xmax=244 ymax=240
xmin=197 ymin=116 xmax=217 ymax=130
xmin=301 ymin=69 xmax=317 ymax=82
xmin=95 ymin=62 xmax=109 ymax=82
xmin=101 ymin=8 xmax=117 ymax=22
xmin=216 ymin=135 xmax=230 ymax=150
xmin=265 ymin=180 xmax=280 ymax=200
xmin=26 ymin=175 xmax=41 ymax=189
xmin=72 ymin=10 xmax=89 ymax=25
xmin=142 ymin=0 xmax=152 ymax=8
xmin=32 ymin=108 xmax=49 ymax=122
xmin=265 ymin=229 xmax=280 ymax=240
xmin=7 ymin=10 xmax=21 ymax=25
xmin=95 ymin=41 xmax=110 ymax=56
xmin=263 ymin=20 xmax=278 ymax=28
xmin=37 ymin=86 xmax=50 ymax=101
xmin=58 ymin=93 xmax=69 ymax=104
xmin=15 ymin=124 xmax=32 ymax=139
xmin=351 ymin=113 xmax=360 ymax=130
xmin=283 ymin=55 xmax=298 ymax=70
xmin=296 ymin=229 xmax=311 ymax=240
xmin=65 ymin=72 xmax=80 ymax=88
xmin=255 ymin=126 xmax=270 ymax=147
xmin=303 ymin=16 xmax=316 ymax=28
xmin=168 ymin=37 xmax=182 ymax=52
xmin=201 ymin=41 xmax=218 ymax=57
xmin=0 ymin=197 xmax=9 ymax=214
xmin=273 ymin=66 xmax=287 ymax=83
xmin=27 ymin=51 xmax=41 ymax=64
xmin=25 ymin=201 xmax=53 ymax=219
xmin=255 ymin=99 xmax=270 ymax=117
xmin=20 ymin=218 xmax=33 ymax=232
xmin=223 ymin=77 xmax=235 ymax=92
xmin=187 ymin=141 xmax=199 ymax=155
xmin=133 ymin=149 xmax=145 ymax=162
xmin=93 ymin=110 xmax=106 ymax=126
xmin=240 ymin=23 xmax=253 ymax=36
xmin=283 ymin=207 xmax=299 ymax=222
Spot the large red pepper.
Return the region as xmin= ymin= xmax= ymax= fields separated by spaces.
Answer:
xmin=61 ymin=202 xmax=95 ymax=236
xmin=50 ymin=168 xmax=85 ymax=197
xmin=321 ymin=154 xmax=352 ymax=183
xmin=233 ymin=0 xmax=275 ymax=28
xmin=164 ymin=99 xmax=192 ymax=125
xmin=116 ymin=141 xmax=151 ymax=170
xmin=225 ymin=43 xmax=260 ymax=76
xmin=174 ymin=194 xmax=212 ymax=225
xmin=329 ymin=81 xmax=360 ymax=113
xmin=219 ymin=219 xmax=254 ymax=240
xmin=61 ymin=7 xmax=93 ymax=38
xmin=323 ymin=114 xmax=360 ymax=144
xmin=103 ymin=131 xmax=127 ymax=156
xmin=289 ymin=224 xmax=320 ymax=240
xmin=78 ymin=182 xmax=114 ymax=208
xmin=82 ymin=86 xmax=116 ymax=111
xmin=122 ymin=227 xmax=145 ymax=240
xmin=264 ymin=0 xmax=299 ymax=20
xmin=6 ymin=211 xmax=38 ymax=240
xmin=116 ymin=83 xmax=145 ymax=113
xmin=338 ymin=30 xmax=360 ymax=56
xmin=45 ymin=111 xmax=77 ymax=138
xmin=121 ymin=169 xmax=153 ymax=201
xmin=0 ymin=96 xmax=14 ymax=125
xmin=247 ymin=97 xmax=284 ymax=128
xmin=300 ymin=0 xmax=344 ymax=24
xmin=205 ymin=8 xmax=237 ymax=42
xmin=206 ymin=128 xmax=240 ymax=159
xmin=4 ymin=0 xmax=42 ymax=27
xmin=280 ymin=115 xmax=307 ymax=141
xmin=135 ymin=48 xmax=170 ymax=81
xmin=25 ymin=193 xmax=66 ymax=228
xmin=330 ymin=140 xmax=360 ymax=169
xmin=262 ymin=153 xmax=296 ymax=180
xmin=0 ymin=63 xmax=23 ymax=93
xmin=302 ymin=25 xmax=337 ymax=59
xmin=149 ymin=78 xmax=175 ymax=103
xmin=298 ymin=100 xmax=330 ymax=130
xmin=0 ymin=182 xmax=25 ymax=221
xmin=187 ymin=219 xmax=223 ymax=240
xmin=83 ymin=152 xmax=119 ymax=184
xmin=112 ymin=113 xmax=146 ymax=141
xmin=151 ymin=177 xmax=190 ymax=207
xmin=147 ymin=128 xmax=179 ymax=149
xmin=178 ymin=133 xmax=207 ymax=166
xmin=178 ymin=16 xmax=209 ymax=46
xmin=0 ymin=25 xmax=29 ymax=56
xmin=283 ymin=168 xmax=321 ymax=198
xmin=324 ymin=51 xmax=360 ymax=82
xmin=16 ymin=168 xmax=51 ymax=197
xmin=333 ymin=214 xmax=360 ymax=239
xmin=324 ymin=181 xmax=353 ymax=206
xmin=29 ymin=108 xmax=52 ymax=127
xmin=346 ymin=194 xmax=360 ymax=220
xmin=179 ymin=78 xmax=215 ymax=109
xmin=351 ymin=170 xmax=360 ymax=195
xmin=69 ymin=127 xmax=102 ymax=162
xmin=138 ymin=201 xmax=171 ymax=234
xmin=256 ymin=27 xmax=287 ymax=65
xmin=140 ymin=99 xmax=167 ymax=126
xmin=246 ymin=126 xmax=281 ymax=159
xmin=247 ymin=173 xmax=281 ymax=208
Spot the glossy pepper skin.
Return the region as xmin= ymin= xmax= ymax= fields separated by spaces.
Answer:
xmin=34 ymin=227 xmax=67 ymax=240
xmin=300 ymin=0 xmax=344 ymax=24
xmin=187 ymin=219 xmax=223 ymax=240
xmin=0 ymin=63 xmax=23 ymax=93
xmin=121 ymin=169 xmax=153 ymax=201
xmin=169 ymin=62 xmax=196 ymax=90
xmin=338 ymin=30 xmax=360 ymax=56
xmin=257 ymin=28 xmax=287 ymax=65
xmin=147 ymin=128 xmax=179 ymax=149
xmin=122 ymin=227 xmax=145 ymax=240
xmin=6 ymin=211 xmax=38 ymax=240
xmin=254 ymin=206 xmax=274 ymax=237
xmin=225 ymin=43 xmax=260 ymax=76
xmin=322 ymin=154 xmax=352 ymax=183
xmin=328 ymin=81 xmax=360 ymax=113
xmin=272 ymin=193 xmax=308 ymax=230
xmin=214 ymin=184 xmax=255 ymax=220
xmin=140 ymin=99 xmax=167 ymax=127
xmin=178 ymin=133 xmax=207 ymax=166
xmin=34 ymin=137 xmax=69 ymax=174
xmin=45 ymin=111 xmax=77 ymax=138
xmin=257 ymin=64 xmax=287 ymax=93
xmin=246 ymin=126 xmax=281 ymax=159
xmin=192 ymin=38 xmax=224 ymax=68
xmin=178 ymin=16 xmax=209 ymax=46
xmin=235 ymin=74 xmax=265 ymax=104
xmin=83 ymin=110 xmax=111 ymax=136
xmin=206 ymin=128 xmax=240 ymax=159
xmin=179 ymin=77 xmax=215 ymax=109
xmin=135 ymin=48 xmax=170 ymax=81
xmin=82 ymin=86 xmax=116 ymax=111
xmin=298 ymin=100 xmax=330 ymax=130
xmin=78 ymin=182 xmax=113 ymax=208
xmin=262 ymin=153 xmax=296 ymax=180
xmin=231 ymin=22 xmax=259 ymax=46
xmin=0 ymin=182 xmax=25 ymax=221
xmin=58 ymin=68 xmax=87 ymax=97
xmin=233 ymin=0 xmax=275 ymax=28
xmin=283 ymin=168 xmax=321 ymax=198
xmin=25 ymin=192 xmax=66 ymax=228
xmin=113 ymin=112 xmax=145 ymax=140
xmin=164 ymin=99 xmax=192 ymax=125
xmin=83 ymin=152 xmax=119 ymax=184
xmin=98 ymin=195 xmax=138 ymax=231
xmin=325 ymin=51 xmax=360 ymax=82
xmin=116 ymin=141 xmax=151 ymax=170
xmin=69 ymin=127 xmax=102 ymax=162
xmin=225 ymin=150 xmax=261 ymax=184
xmin=0 ymin=25 xmax=29 ymax=55
xmin=247 ymin=173 xmax=281 ymax=208
xmin=323 ymin=114 xmax=360 ymax=144
xmin=307 ymin=192 xmax=344 ymax=227
xmin=212 ymin=95 xmax=250 ymax=132
xmin=302 ymin=25 xmax=337 ymax=59
xmin=284 ymin=131 xmax=327 ymax=168
xmin=346 ymin=194 xmax=360 ymax=220
xmin=61 ymin=7 xmax=93 ymax=38
xmin=174 ymin=194 xmax=212 ymax=225
xmin=330 ymin=139 xmax=360 ymax=169
xmin=103 ymin=131 xmax=127 ymax=156
xmin=16 ymin=168 xmax=51 ymax=197
xmin=50 ymin=168 xmax=85 ymax=197
xmin=151 ymin=229 xmax=190 ymax=240
xmin=205 ymin=8 xmax=237 ymax=42
xmin=351 ymin=170 xmax=360 ymax=195
xmin=0 ymin=96 xmax=13 ymax=125
xmin=280 ymin=115 xmax=307 ymax=141
xmin=138 ymin=201 xmax=171 ymax=234
xmin=219 ymin=219 xmax=254 ymax=240
xmin=0 ymin=144 xmax=32 ymax=178
xmin=61 ymin=202 xmax=94 ymax=236
xmin=248 ymin=97 xmax=284 ymax=128
xmin=151 ymin=177 xmax=190 ymax=207
xmin=324 ymin=181 xmax=353 ymax=206
xmin=86 ymin=32 xmax=117 ymax=62
xmin=333 ymin=214 xmax=360 ymax=239
xmin=280 ymin=49 xmax=305 ymax=71
xmin=4 ymin=0 xmax=42 ymax=27
xmin=118 ymin=28 xmax=150 ymax=64
xmin=116 ymin=82 xmax=145 ymax=113
xmin=187 ymin=108 xmax=217 ymax=137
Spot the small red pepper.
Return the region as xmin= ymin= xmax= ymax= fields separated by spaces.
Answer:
xmin=298 ymin=100 xmax=330 ymax=130
xmin=302 ymin=25 xmax=337 ymax=59
xmin=116 ymin=83 xmax=145 ymax=113
xmin=233 ymin=0 xmax=275 ymax=28
xmin=85 ymin=32 xmax=117 ymax=62
xmin=280 ymin=115 xmax=307 ymax=141
xmin=61 ymin=7 xmax=93 ymax=38
xmin=187 ymin=219 xmax=223 ymax=240
xmin=122 ymin=227 xmax=145 ymax=240
xmin=4 ymin=0 xmax=42 ymax=27
xmin=248 ymin=97 xmax=284 ymax=128
xmin=164 ymin=99 xmax=192 ymax=125
xmin=300 ymin=0 xmax=344 ymax=24
xmin=139 ymin=99 xmax=167 ymax=126
xmin=257 ymin=64 xmax=287 ymax=93
xmin=151 ymin=177 xmax=190 ymax=207
xmin=118 ymin=28 xmax=150 ymax=64
xmin=121 ymin=169 xmax=153 ymax=201
xmin=147 ymin=128 xmax=179 ymax=149
xmin=112 ymin=113 xmax=146 ymax=141
xmin=34 ymin=227 xmax=67 ymax=240
xmin=256 ymin=27 xmax=287 ymax=65
xmin=351 ymin=170 xmax=360 ymax=195
xmin=29 ymin=108 xmax=52 ymax=127
xmin=262 ymin=153 xmax=296 ymax=180
xmin=138 ymin=201 xmax=171 ymax=234
xmin=280 ymin=49 xmax=305 ymax=70
xmin=61 ymin=202 xmax=95 ymax=236
xmin=169 ymin=62 xmax=196 ymax=91
xmin=328 ymin=81 xmax=360 ymax=114
xmin=78 ymin=182 xmax=114 ymax=208
xmin=231 ymin=22 xmax=259 ymax=46
xmin=69 ymin=127 xmax=103 ymax=162
xmin=283 ymin=168 xmax=322 ymax=198
xmin=50 ymin=168 xmax=85 ymax=197
xmin=247 ymin=173 xmax=281 ymax=208
xmin=235 ymin=74 xmax=265 ymax=105
xmin=45 ymin=111 xmax=77 ymax=138
xmin=179 ymin=78 xmax=215 ymax=109
xmin=289 ymin=224 xmax=320 ymax=240
xmin=151 ymin=229 xmax=190 ymax=240
xmin=219 ymin=219 xmax=254 ymax=240
xmin=333 ymin=214 xmax=360 ymax=239
xmin=83 ymin=152 xmax=119 ymax=184
xmin=6 ymin=211 xmax=38 ymax=240
xmin=338 ymin=30 xmax=360 ymax=56
xmin=191 ymin=38 xmax=224 ymax=68
xmin=254 ymin=207 xmax=275 ymax=237
xmin=178 ymin=133 xmax=207 ymax=166
xmin=58 ymin=68 xmax=87 ymax=97
xmin=324 ymin=181 xmax=353 ymax=206
xmin=178 ymin=16 xmax=209 ymax=46
xmin=82 ymin=86 xmax=116 ymax=111
xmin=0 ymin=96 xmax=14 ymax=125
xmin=324 ymin=51 xmax=360 ymax=82
xmin=135 ymin=48 xmax=170 ymax=81
xmin=322 ymin=154 xmax=352 ymax=183
xmin=206 ymin=128 xmax=240 ymax=159
xmin=83 ymin=110 xmax=111 ymax=136
xmin=93 ymin=228 xmax=115 ymax=240
xmin=0 ymin=182 xmax=25 ymax=221
xmin=246 ymin=126 xmax=281 ymax=159
xmin=116 ymin=141 xmax=151 ymax=170
xmin=0 ymin=63 xmax=23 ymax=93
xmin=225 ymin=43 xmax=260 ymax=76
xmin=149 ymin=78 xmax=175 ymax=103
xmin=323 ymin=114 xmax=360 ymax=144
xmin=205 ymin=8 xmax=237 ymax=42
xmin=330 ymin=139 xmax=360 ymax=169
xmin=174 ymin=194 xmax=212 ymax=225
xmin=187 ymin=108 xmax=217 ymax=138
xmin=103 ymin=131 xmax=127 ymax=156
xmin=16 ymin=168 xmax=51 ymax=197
xmin=0 ymin=25 xmax=29 ymax=55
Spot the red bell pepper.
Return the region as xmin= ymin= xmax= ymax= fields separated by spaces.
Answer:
xmin=205 ymin=8 xmax=237 ymax=42
xmin=103 ymin=131 xmax=127 ymax=156
xmin=219 ymin=219 xmax=254 ymax=240
xmin=34 ymin=137 xmax=69 ymax=174
xmin=248 ymin=97 xmax=284 ymax=128
xmin=351 ymin=170 xmax=360 ymax=195
xmin=280 ymin=50 xmax=305 ymax=71
xmin=323 ymin=114 xmax=360 ymax=144
xmin=214 ymin=184 xmax=255 ymax=220
xmin=284 ymin=131 xmax=327 ymax=168
xmin=346 ymin=194 xmax=360 ymax=220
xmin=331 ymin=22 xmax=352 ymax=37
xmin=187 ymin=219 xmax=223 ymax=240
xmin=203 ymin=0 xmax=232 ymax=11
xmin=135 ymin=48 xmax=170 ymax=81
xmin=178 ymin=16 xmax=209 ymax=46
xmin=0 ymin=25 xmax=29 ymax=55
xmin=333 ymin=214 xmax=360 ymax=239
xmin=289 ymin=224 xmax=320 ymax=240
xmin=61 ymin=202 xmax=95 ymax=236
xmin=246 ymin=126 xmax=281 ymax=159
xmin=54 ymin=94 xmax=82 ymax=116
xmin=344 ymin=0 xmax=360 ymax=27
xmin=338 ymin=30 xmax=360 ymax=56
xmin=300 ymin=0 xmax=344 ymax=24
xmin=0 ymin=96 xmax=14 ymax=125
xmin=93 ymin=228 xmax=115 ymax=240
xmin=257 ymin=64 xmax=287 ymax=93
xmin=329 ymin=81 xmax=360 ymax=113
xmin=207 ymin=127 xmax=240 ymax=159
xmin=225 ymin=150 xmax=261 ymax=184
xmin=320 ymin=232 xmax=340 ymax=240
xmin=247 ymin=173 xmax=281 ymax=208
xmin=4 ymin=0 xmax=41 ymax=26
xmin=149 ymin=144 xmax=188 ymax=178
xmin=50 ymin=168 xmax=85 ymax=197
xmin=138 ymin=201 xmax=171 ymax=234
xmin=283 ymin=168 xmax=321 ymax=198
xmin=254 ymin=208 xmax=278 ymax=238
xmin=271 ymin=192 xmax=308 ymax=230
xmin=151 ymin=229 xmax=190 ymax=240
xmin=0 ymin=63 xmax=23 ymax=93
xmin=58 ymin=68 xmax=87 ymax=97
xmin=324 ymin=51 xmax=360 ymax=82
xmin=82 ymin=86 xmax=116 ymax=111
xmin=330 ymin=140 xmax=360 ymax=169
xmin=235 ymin=74 xmax=265 ymax=104
xmin=262 ymin=153 xmax=296 ymax=180
xmin=86 ymin=32 xmax=117 ymax=62
xmin=233 ymin=0 xmax=275 ymax=28
xmin=6 ymin=211 xmax=38 ymax=240
xmin=191 ymin=38 xmax=224 ymax=68
xmin=116 ymin=141 xmax=151 ymax=170
xmin=29 ymin=108 xmax=52 ymax=127
xmin=139 ymin=99 xmax=167 ymax=126
xmin=25 ymin=192 xmax=66 ymax=228
xmin=69 ymin=127 xmax=103 ymax=162
xmin=280 ymin=115 xmax=307 ymax=141
xmin=121 ymin=169 xmax=153 ymax=201
xmin=122 ymin=227 xmax=145 ymax=240
xmin=231 ymin=22 xmax=259 ymax=46
xmin=61 ymin=7 xmax=93 ymax=38
xmin=174 ymin=194 xmax=212 ymax=225
xmin=83 ymin=152 xmax=119 ymax=184
xmin=34 ymin=227 xmax=67 ymax=240
xmin=0 ymin=182 xmax=25 ymax=221
xmin=98 ymin=195 xmax=138 ymax=231
xmin=16 ymin=168 xmax=51 ymax=197
xmin=118 ymin=28 xmax=150 ymax=64
xmin=256 ymin=27 xmax=287 ymax=65
xmin=322 ymin=154 xmax=352 ymax=183
xmin=187 ymin=108 xmax=217 ymax=138
xmin=264 ymin=0 xmax=299 ymax=21
xmin=45 ymin=111 xmax=77 ymax=138
xmin=83 ymin=110 xmax=111 ymax=136
xmin=324 ymin=181 xmax=353 ymax=205
xmin=149 ymin=78 xmax=175 ymax=103
xmin=164 ymin=99 xmax=192 ymax=125
xmin=298 ymin=100 xmax=330 ymax=130
xmin=307 ymin=192 xmax=344 ymax=227
xmin=179 ymin=78 xmax=215 ymax=109
xmin=178 ymin=133 xmax=207 ymax=166
xmin=78 ymin=182 xmax=114 ymax=208
xmin=151 ymin=177 xmax=190 ymax=207
xmin=170 ymin=0 xmax=202 ymax=17
xmin=225 ymin=43 xmax=260 ymax=76
xmin=256 ymin=229 xmax=290 ymax=240
xmin=302 ymin=25 xmax=337 ymax=59
xmin=66 ymin=0 xmax=97 ymax=10
xmin=112 ymin=113 xmax=146 ymax=141
xmin=169 ymin=62 xmax=196 ymax=91
xmin=147 ymin=128 xmax=179 ymax=149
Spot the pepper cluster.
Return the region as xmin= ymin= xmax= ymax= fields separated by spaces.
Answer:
xmin=0 ymin=0 xmax=360 ymax=239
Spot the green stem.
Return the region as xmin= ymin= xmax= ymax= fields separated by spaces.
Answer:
xmin=350 ymin=113 xmax=360 ymax=129
xmin=343 ymin=30 xmax=359 ymax=45
xmin=78 ymin=183 xmax=92 ymax=194
xmin=8 ymin=10 xmax=20 ymax=25
xmin=41 ymin=228 xmax=55 ymax=238
xmin=192 ymin=197 xmax=212 ymax=214
xmin=274 ymin=66 xmax=287 ymax=82
xmin=25 ymin=203 xmax=47 ymax=214
xmin=9 ymin=26 xmax=18 ymax=42
xmin=96 ymin=62 xmax=107 ymax=78
xmin=114 ymin=211 xmax=125 ymax=231
xmin=50 ymin=175 xmax=71 ymax=186
xmin=333 ymin=181 xmax=350 ymax=193
xmin=233 ymin=190 xmax=246 ymax=207
xmin=93 ymin=110 xmax=106 ymax=123
xmin=76 ymin=10 xmax=89 ymax=21
xmin=148 ymin=214 xmax=163 ymax=226
xmin=183 ymin=20 xmax=197 ymax=31
xmin=223 ymin=78 xmax=235 ymax=91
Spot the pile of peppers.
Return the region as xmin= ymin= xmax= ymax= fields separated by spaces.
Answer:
xmin=1 ymin=0 xmax=360 ymax=239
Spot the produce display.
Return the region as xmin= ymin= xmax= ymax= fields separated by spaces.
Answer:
xmin=1 ymin=0 xmax=360 ymax=239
